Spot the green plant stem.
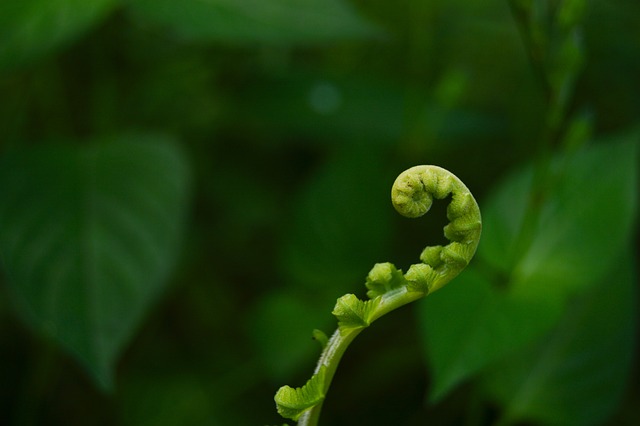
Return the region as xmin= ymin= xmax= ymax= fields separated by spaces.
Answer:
xmin=505 ymin=0 xmax=585 ymax=272
xmin=295 ymin=329 xmax=360 ymax=426
xmin=507 ymin=0 xmax=553 ymax=103
xmin=297 ymin=288 xmax=425 ymax=426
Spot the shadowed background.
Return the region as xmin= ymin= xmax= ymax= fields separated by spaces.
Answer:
xmin=0 ymin=1 xmax=638 ymax=425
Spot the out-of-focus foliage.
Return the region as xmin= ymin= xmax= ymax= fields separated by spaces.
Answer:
xmin=125 ymin=0 xmax=381 ymax=44
xmin=481 ymin=255 xmax=637 ymax=426
xmin=0 ymin=0 xmax=638 ymax=425
xmin=420 ymin=138 xmax=637 ymax=401
xmin=0 ymin=135 xmax=190 ymax=390
xmin=0 ymin=0 xmax=117 ymax=69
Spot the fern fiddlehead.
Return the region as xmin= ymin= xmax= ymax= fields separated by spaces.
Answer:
xmin=274 ymin=165 xmax=481 ymax=425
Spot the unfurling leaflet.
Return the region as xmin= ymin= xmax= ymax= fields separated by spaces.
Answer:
xmin=274 ymin=165 xmax=481 ymax=426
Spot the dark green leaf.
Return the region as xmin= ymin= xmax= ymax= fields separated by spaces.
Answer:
xmin=481 ymin=256 xmax=637 ymax=426
xmin=419 ymin=266 xmax=560 ymax=401
xmin=125 ymin=0 xmax=380 ymax=45
xmin=0 ymin=135 xmax=191 ymax=389
xmin=0 ymin=0 xmax=117 ymax=69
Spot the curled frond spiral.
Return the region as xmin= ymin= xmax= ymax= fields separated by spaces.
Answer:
xmin=391 ymin=165 xmax=482 ymax=294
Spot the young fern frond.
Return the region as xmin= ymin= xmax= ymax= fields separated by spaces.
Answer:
xmin=274 ymin=165 xmax=482 ymax=425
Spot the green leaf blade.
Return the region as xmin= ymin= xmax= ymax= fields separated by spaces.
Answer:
xmin=0 ymin=134 xmax=191 ymax=389
xmin=419 ymin=266 xmax=558 ymax=402
xmin=481 ymin=256 xmax=637 ymax=426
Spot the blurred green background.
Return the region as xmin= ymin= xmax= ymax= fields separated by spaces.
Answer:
xmin=0 ymin=0 xmax=638 ymax=425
